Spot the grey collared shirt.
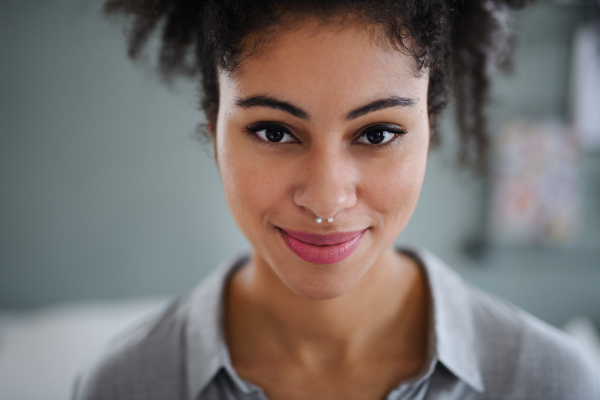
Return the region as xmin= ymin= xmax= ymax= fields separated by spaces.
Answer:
xmin=72 ymin=248 xmax=600 ymax=400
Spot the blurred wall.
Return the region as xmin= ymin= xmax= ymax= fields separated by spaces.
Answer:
xmin=1 ymin=0 xmax=598 ymax=327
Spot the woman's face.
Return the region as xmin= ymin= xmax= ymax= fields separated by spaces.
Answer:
xmin=216 ymin=20 xmax=430 ymax=300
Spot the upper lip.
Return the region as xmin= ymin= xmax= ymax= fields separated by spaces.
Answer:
xmin=279 ymin=228 xmax=365 ymax=246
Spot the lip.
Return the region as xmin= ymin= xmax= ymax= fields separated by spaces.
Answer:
xmin=279 ymin=228 xmax=366 ymax=264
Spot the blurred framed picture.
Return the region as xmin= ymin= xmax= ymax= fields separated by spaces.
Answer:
xmin=490 ymin=120 xmax=581 ymax=246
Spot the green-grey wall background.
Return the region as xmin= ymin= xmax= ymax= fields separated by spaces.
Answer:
xmin=1 ymin=0 xmax=599 ymax=327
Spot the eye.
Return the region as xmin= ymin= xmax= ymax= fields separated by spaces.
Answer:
xmin=248 ymin=123 xmax=297 ymax=143
xmin=355 ymin=124 xmax=405 ymax=145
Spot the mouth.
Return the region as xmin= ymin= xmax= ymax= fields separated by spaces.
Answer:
xmin=278 ymin=228 xmax=366 ymax=264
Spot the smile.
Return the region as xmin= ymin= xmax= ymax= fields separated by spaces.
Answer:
xmin=279 ymin=228 xmax=366 ymax=264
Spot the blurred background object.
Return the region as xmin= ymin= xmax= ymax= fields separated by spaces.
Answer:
xmin=490 ymin=120 xmax=581 ymax=246
xmin=571 ymin=21 xmax=600 ymax=150
xmin=0 ymin=298 xmax=168 ymax=400
xmin=1 ymin=0 xmax=599 ymax=398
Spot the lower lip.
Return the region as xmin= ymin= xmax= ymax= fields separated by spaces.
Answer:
xmin=279 ymin=229 xmax=366 ymax=264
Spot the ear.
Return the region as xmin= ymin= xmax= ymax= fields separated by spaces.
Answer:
xmin=207 ymin=118 xmax=216 ymax=137
xmin=428 ymin=114 xmax=439 ymax=149
xmin=207 ymin=120 xmax=218 ymax=162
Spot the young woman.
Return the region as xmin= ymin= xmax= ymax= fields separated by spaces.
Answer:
xmin=73 ymin=1 xmax=599 ymax=399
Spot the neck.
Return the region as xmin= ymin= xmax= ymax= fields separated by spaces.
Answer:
xmin=226 ymin=247 xmax=429 ymax=364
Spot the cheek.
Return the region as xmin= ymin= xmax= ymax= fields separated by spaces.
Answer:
xmin=217 ymin=133 xmax=290 ymax=232
xmin=362 ymin=132 xmax=428 ymax=226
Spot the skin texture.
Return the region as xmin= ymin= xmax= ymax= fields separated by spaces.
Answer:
xmin=217 ymin=19 xmax=431 ymax=400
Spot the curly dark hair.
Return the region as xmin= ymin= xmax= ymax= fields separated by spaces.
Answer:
xmin=104 ymin=0 xmax=533 ymax=170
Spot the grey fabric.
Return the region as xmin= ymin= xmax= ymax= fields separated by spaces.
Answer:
xmin=72 ymin=248 xmax=600 ymax=400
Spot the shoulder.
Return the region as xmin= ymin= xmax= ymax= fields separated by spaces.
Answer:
xmin=72 ymin=253 xmax=248 ymax=400
xmin=410 ymin=247 xmax=599 ymax=399
xmin=466 ymin=285 xmax=600 ymax=399
xmin=71 ymin=296 xmax=191 ymax=400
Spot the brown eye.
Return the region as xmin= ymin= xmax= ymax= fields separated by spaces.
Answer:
xmin=249 ymin=123 xmax=296 ymax=143
xmin=356 ymin=125 xmax=405 ymax=145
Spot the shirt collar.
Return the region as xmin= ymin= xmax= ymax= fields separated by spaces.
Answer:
xmin=185 ymin=248 xmax=484 ymax=400
xmin=404 ymin=248 xmax=485 ymax=393
xmin=185 ymin=251 xmax=250 ymax=400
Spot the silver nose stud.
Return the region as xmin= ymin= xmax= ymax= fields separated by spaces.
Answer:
xmin=316 ymin=216 xmax=334 ymax=223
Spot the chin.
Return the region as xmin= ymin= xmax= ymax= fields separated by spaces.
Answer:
xmin=276 ymin=261 xmax=367 ymax=300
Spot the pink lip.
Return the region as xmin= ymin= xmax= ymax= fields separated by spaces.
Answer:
xmin=279 ymin=228 xmax=366 ymax=264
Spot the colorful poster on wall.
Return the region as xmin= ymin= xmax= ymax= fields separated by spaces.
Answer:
xmin=490 ymin=120 xmax=581 ymax=246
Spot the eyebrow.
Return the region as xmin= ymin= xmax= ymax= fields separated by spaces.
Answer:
xmin=235 ymin=95 xmax=417 ymax=121
xmin=235 ymin=96 xmax=309 ymax=119
xmin=345 ymin=96 xmax=416 ymax=120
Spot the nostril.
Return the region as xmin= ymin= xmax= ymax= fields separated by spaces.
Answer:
xmin=294 ymin=184 xmax=357 ymax=222
xmin=293 ymin=158 xmax=358 ymax=220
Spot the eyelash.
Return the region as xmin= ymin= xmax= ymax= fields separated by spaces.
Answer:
xmin=245 ymin=122 xmax=407 ymax=147
xmin=246 ymin=122 xmax=297 ymax=146
xmin=355 ymin=124 xmax=407 ymax=147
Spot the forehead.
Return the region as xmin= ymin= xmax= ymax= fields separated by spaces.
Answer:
xmin=218 ymin=20 xmax=428 ymax=114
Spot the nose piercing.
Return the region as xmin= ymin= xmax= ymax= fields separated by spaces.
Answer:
xmin=316 ymin=216 xmax=334 ymax=223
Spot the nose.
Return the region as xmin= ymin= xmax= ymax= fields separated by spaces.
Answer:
xmin=293 ymin=146 xmax=357 ymax=220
